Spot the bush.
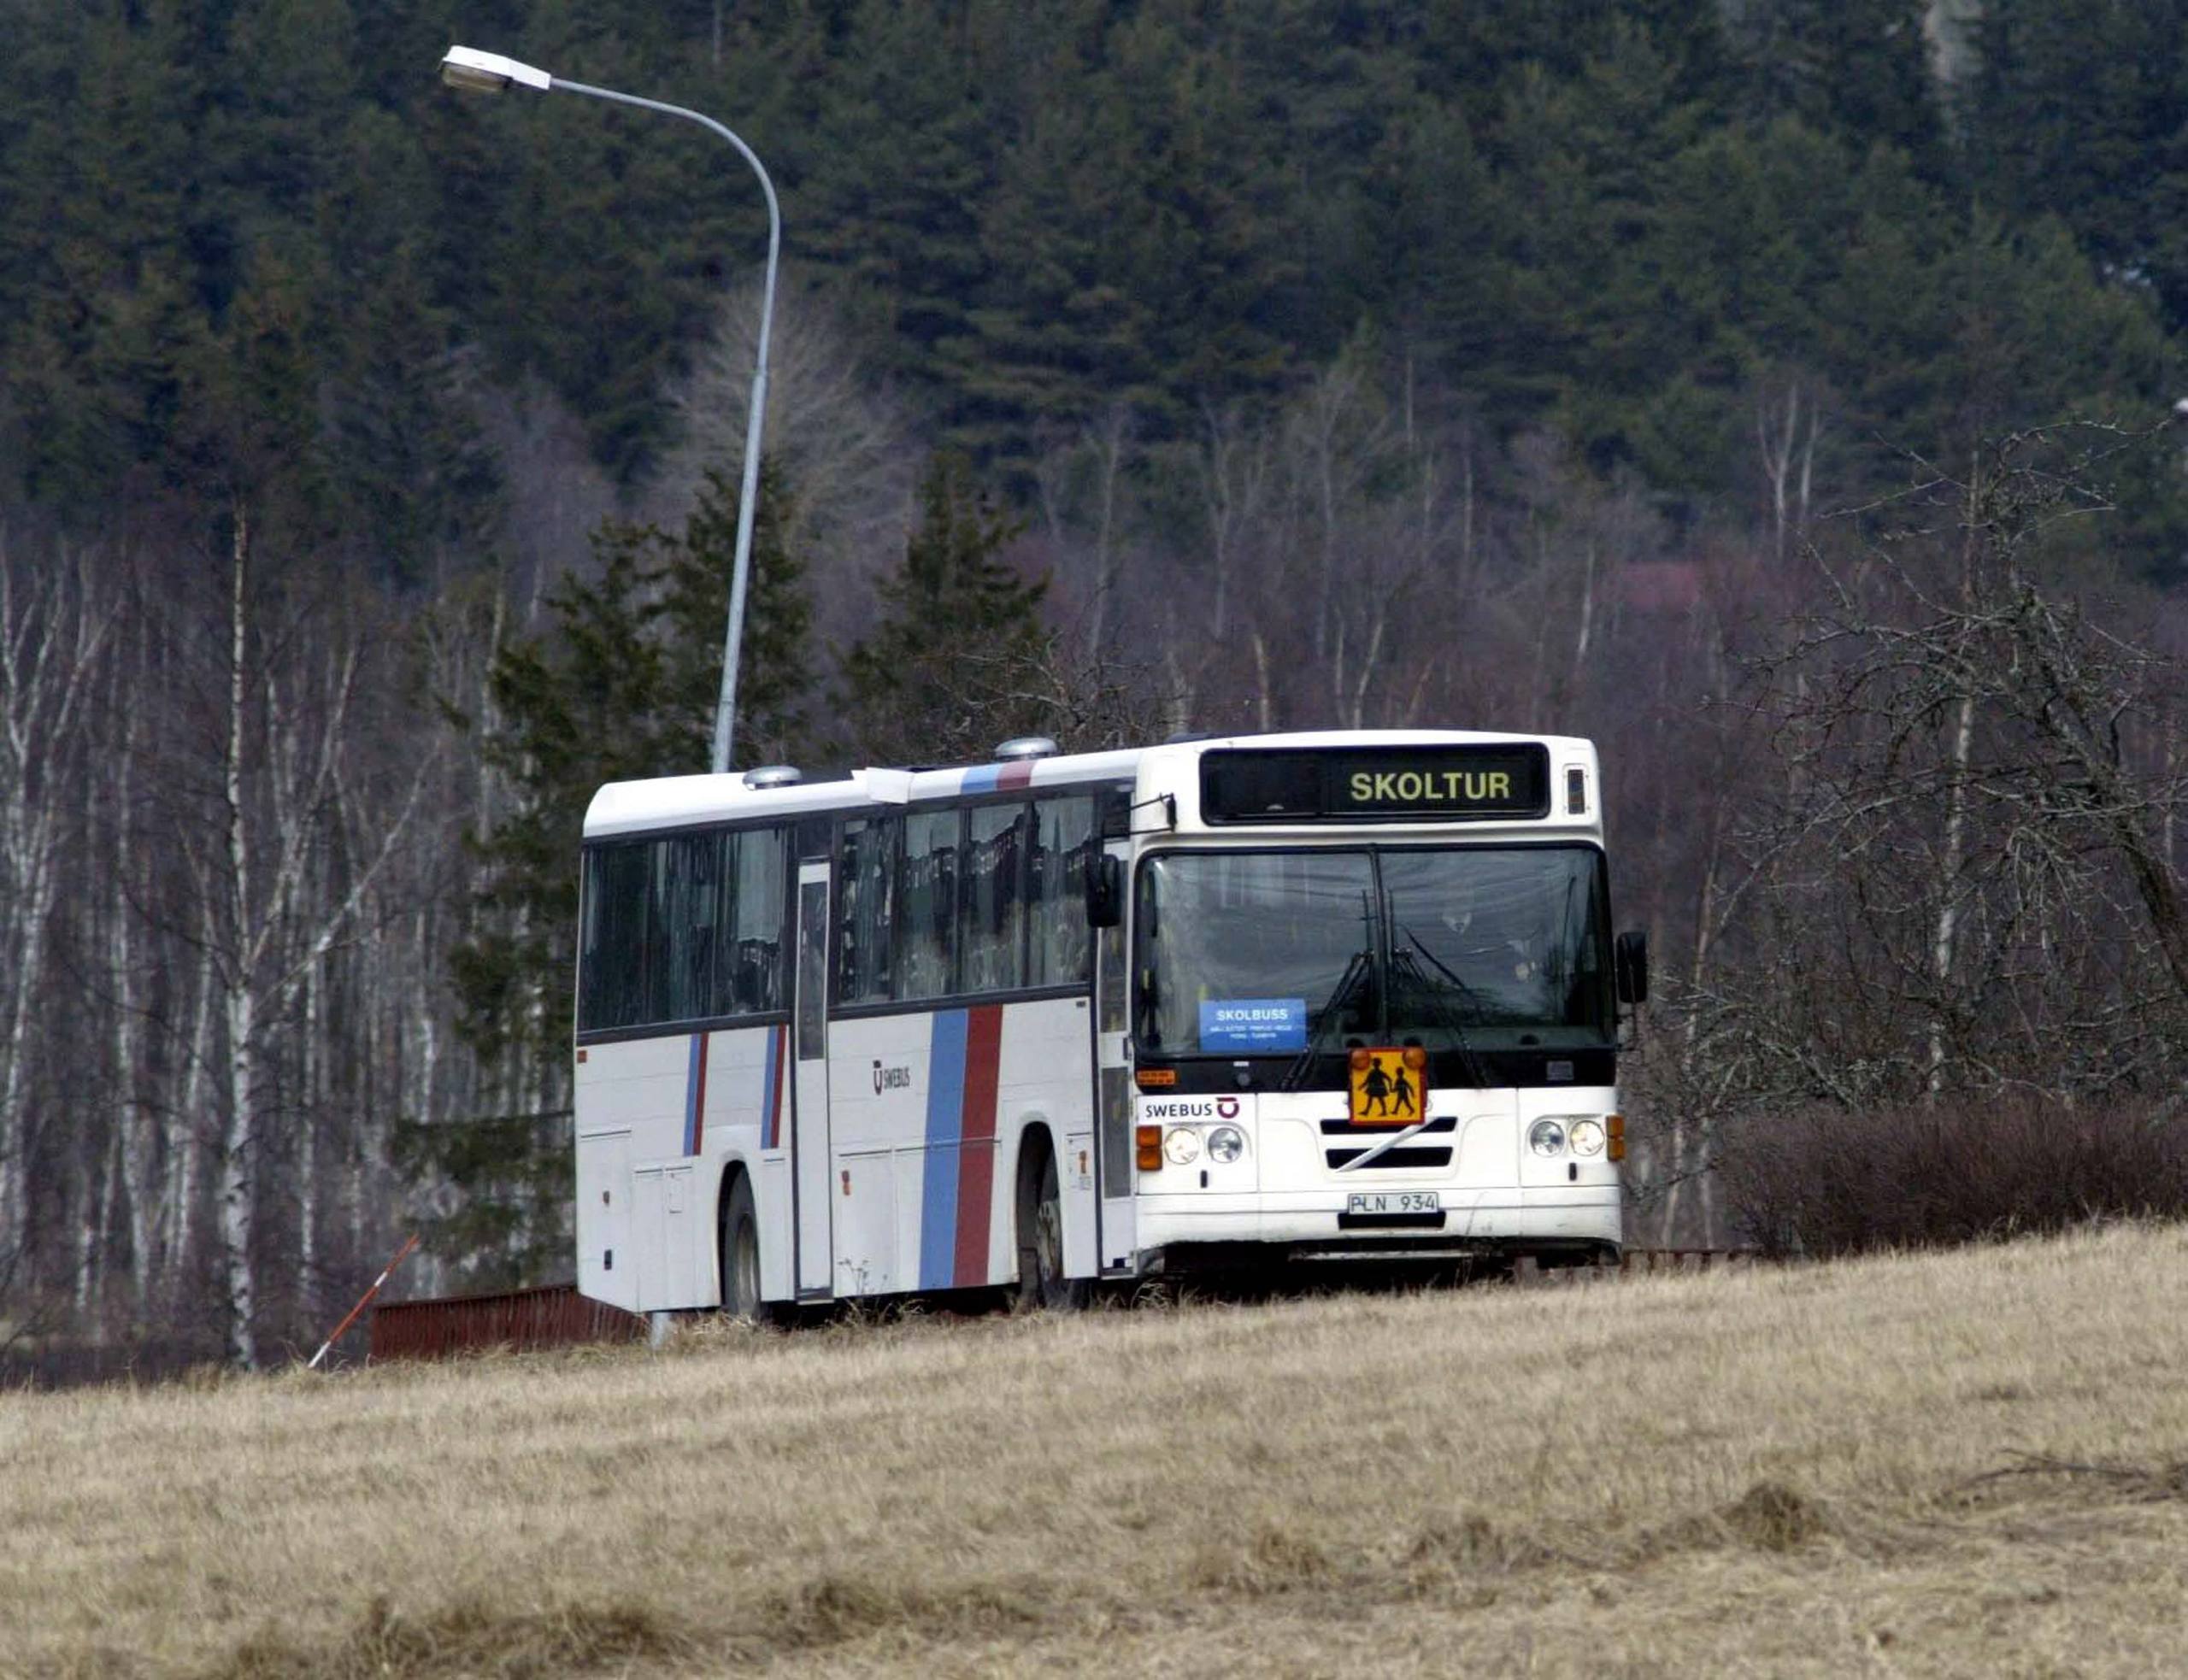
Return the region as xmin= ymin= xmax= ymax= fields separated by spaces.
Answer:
xmin=1716 ymin=1094 xmax=2188 ymax=1258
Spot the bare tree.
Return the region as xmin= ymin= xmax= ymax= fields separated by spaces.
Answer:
xmin=1679 ymin=421 xmax=2188 ymax=1245
xmin=655 ymin=275 xmax=917 ymax=650
xmin=918 ymin=625 xmax=1181 ymax=757
xmin=0 ymin=537 xmax=114 ymax=1304
xmin=472 ymin=377 xmax=621 ymax=629
xmin=1754 ymin=369 xmax=1826 ymax=565
xmin=1195 ymin=400 xmax=1270 ymax=647
xmin=1285 ymin=350 xmax=1394 ymax=668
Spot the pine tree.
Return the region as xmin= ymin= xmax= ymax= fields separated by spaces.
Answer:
xmin=324 ymin=236 xmax=503 ymax=590
xmin=837 ymin=452 xmax=1050 ymax=766
xmin=1970 ymin=0 xmax=2188 ymax=338
xmin=799 ymin=0 xmax=997 ymax=398
xmin=461 ymin=7 xmax=739 ymax=484
xmin=410 ymin=461 xmax=814 ymax=1286
xmin=667 ymin=465 xmax=815 ymax=770
xmin=1728 ymin=0 xmax=1944 ymax=174
xmin=0 ymin=3 xmax=203 ymax=508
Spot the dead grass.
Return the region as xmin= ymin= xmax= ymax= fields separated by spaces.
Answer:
xmin=4 ymin=1221 xmax=2188 ymax=1677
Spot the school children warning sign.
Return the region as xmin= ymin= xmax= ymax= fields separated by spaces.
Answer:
xmin=1348 ymin=1048 xmax=1422 ymax=1126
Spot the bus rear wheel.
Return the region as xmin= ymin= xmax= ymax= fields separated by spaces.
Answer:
xmin=1015 ymin=1137 xmax=1088 ymax=1312
xmin=720 ymin=1173 xmax=783 ymax=1326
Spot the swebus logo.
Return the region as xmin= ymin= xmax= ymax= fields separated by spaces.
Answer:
xmin=873 ymin=1061 xmax=913 ymax=1095
xmin=1138 ymin=1096 xmax=1247 ymax=1121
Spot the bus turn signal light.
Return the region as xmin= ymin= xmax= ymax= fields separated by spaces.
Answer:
xmin=1607 ymin=1113 xmax=1626 ymax=1162
xmin=1137 ymin=1125 xmax=1163 ymax=1172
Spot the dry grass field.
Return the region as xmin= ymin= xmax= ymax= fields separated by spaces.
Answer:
xmin=5 ymin=1224 xmax=2188 ymax=1678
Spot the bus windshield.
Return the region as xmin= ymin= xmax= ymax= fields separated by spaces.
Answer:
xmin=1133 ymin=845 xmax=1613 ymax=1056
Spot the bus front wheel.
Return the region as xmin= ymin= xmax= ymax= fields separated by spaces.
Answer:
xmin=1015 ymin=1137 xmax=1088 ymax=1311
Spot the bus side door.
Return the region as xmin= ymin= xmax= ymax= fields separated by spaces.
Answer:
xmin=793 ymin=860 xmax=834 ymax=1297
xmin=1096 ymin=837 xmax=1136 ymax=1273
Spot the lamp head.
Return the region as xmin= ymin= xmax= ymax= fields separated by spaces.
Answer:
xmin=440 ymin=45 xmax=551 ymax=95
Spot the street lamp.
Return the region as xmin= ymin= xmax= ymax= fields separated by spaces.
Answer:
xmin=439 ymin=44 xmax=779 ymax=777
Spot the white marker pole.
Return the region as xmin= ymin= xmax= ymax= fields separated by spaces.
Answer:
xmin=307 ymin=1233 xmax=421 ymax=1370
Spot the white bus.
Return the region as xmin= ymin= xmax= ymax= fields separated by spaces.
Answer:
xmin=573 ymin=730 xmax=1646 ymax=1319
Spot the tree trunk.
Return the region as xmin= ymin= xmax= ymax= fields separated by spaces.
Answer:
xmin=299 ymin=955 xmax=321 ymax=1325
xmin=0 ymin=545 xmax=109 ymax=1292
xmin=168 ymin=936 xmax=218 ymax=1310
xmin=219 ymin=510 xmax=260 ymax=1369
xmin=219 ymin=991 xmax=259 ymax=1369
xmin=1926 ymin=688 xmax=1976 ymax=1095
xmin=1084 ymin=406 xmax=1131 ymax=661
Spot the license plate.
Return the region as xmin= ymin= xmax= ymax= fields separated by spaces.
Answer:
xmin=1345 ymin=1191 xmax=1440 ymax=1215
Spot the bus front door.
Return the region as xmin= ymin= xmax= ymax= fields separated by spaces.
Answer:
xmin=793 ymin=861 xmax=834 ymax=1297
xmin=1096 ymin=838 xmax=1136 ymax=1274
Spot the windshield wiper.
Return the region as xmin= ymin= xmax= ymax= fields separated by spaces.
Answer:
xmin=1280 ymin=947 xmax=1375 ymax=1093
xmin=1392 ymin=924 xmax=1491 ymax=1090
xmin=1397 ymin=922 xmax=1479 ymax=1004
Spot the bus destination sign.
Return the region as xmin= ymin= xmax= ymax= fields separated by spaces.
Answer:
xmin=1200 ymin=744 xmax=1551 ymax=824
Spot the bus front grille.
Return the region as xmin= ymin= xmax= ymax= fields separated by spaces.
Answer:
xmin=1323 ymin=1146 xmax=1454 ymax=1171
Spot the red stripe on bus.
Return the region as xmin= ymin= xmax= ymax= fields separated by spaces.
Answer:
xmin=997 ymin=758 xmax=1037 ymax=790
xmin=689 ymin=1031 xmax=711 ymax=1155
xmin=768 ymin=1024 xmax=787 ymax=1148
xmin=954 ymin=1003 xmax=1004 ymax=1286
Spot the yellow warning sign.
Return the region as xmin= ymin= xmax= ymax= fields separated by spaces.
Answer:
xmin=1349 ymin=1048 xmax=1423 ymax=1127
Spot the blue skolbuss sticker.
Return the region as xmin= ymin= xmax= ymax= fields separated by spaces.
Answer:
xmin=1199 ymin=997 xmax=1307 ymax=1052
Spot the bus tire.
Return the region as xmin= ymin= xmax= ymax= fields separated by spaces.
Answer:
xmin=719 ymin=1172 xmax=782 ymax=1326
xmin=1015 ymin=1135 xmax=1087 ymax=1312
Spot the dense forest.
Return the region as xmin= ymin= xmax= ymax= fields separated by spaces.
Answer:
xmin=6 ymin=0 xmax=2188 ymax=1376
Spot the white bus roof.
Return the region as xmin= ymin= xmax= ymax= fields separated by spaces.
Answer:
xmin=583 ymin=730 xmax=1600 ymax=840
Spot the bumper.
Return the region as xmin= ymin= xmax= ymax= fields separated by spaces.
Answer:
xmin=1135 ymin=1185 xmax=1621 ymax=1254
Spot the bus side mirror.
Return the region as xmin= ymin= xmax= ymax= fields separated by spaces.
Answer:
xmin=1615 ymin=929 xmax=1650 ymax=1006
xmin=1086 ymin=853 xmax=1123 ymax=929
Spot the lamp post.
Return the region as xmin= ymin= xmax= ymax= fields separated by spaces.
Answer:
xmin=440 ymin=45 xmax=779 ymax=776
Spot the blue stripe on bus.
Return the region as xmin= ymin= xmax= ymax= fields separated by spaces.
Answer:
xmin=684 ymin=1032 xmax=706 ymax=1155
xmin=959 ymin=764 xmax=1002 ymax=794
xmin=760 ymin=1025 xmax=782 ymax=1149
xmin=920 ymin=1008 xmax=969 ymax=1289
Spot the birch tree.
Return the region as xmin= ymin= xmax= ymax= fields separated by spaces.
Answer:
xmin=0 ymin=538 xmax=113 ymax=1308
xmin=164 ymin=508 xmax=432 ymax=1366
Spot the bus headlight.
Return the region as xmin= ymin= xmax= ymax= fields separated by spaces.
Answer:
xmin=1568 ymin=1119 xmax=1605 ymax=1157
xmin=1163 ymin=1127 xmax=1202 ymax=1166
xmin=1206 ymin=1125 xmax=1244 ymax=1164
xmin=1527 ymin=1119 xmax=1567 ymax=1158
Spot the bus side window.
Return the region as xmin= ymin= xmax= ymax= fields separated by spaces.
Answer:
xmin=724 ymin=826 xmax=788 ymax=1013
xmin=1098 ymin=921 xmax=1126 ymax=1035
xmin=654 ymin=831 xmax=728 ymax=1025
xmin=962 ymin=802 xmax=1027 ymax=994
xmin=837 ymin=816 xmax=897 ymax=1006
xmin=579 ymin=840 xmax=653 ymax=1032
xmin=797 ymin=878 xmax=827 ymax=1058
xmin=1028 ymin=796 xmax=1094 ymax=987
xmin=899 ymin=808 xmax=962 ymax=1001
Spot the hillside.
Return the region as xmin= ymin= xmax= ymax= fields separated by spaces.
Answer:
xmin=3 ymin=1222 xmax=2185 ymax=1677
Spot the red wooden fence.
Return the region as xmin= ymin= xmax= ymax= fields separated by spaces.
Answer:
xmin=1518 ymin=1248 xmax=1759 ymax=1286
xmin=370 ymin=1282 xmax=644 ymax=1361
